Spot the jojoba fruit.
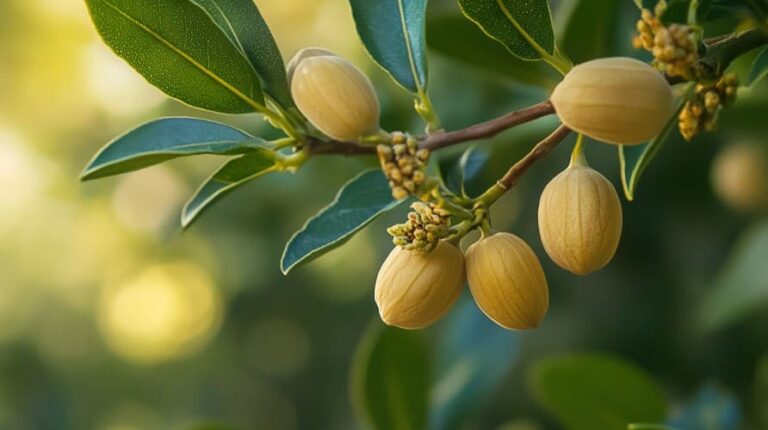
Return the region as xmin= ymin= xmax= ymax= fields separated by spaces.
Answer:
xmin=289 ymin=49 xmax=380 ymax=141
xmin=465 ymin=233 xmax=549 ymax=330
xmin=711 ymin=143 xmax=768 ymax=212
xmin=538 ymin=155 xmax=623 ymax=275
xmin=551 ymin=57 xmax=676 ymax=145
xmin=375 ymin=241 xmax=465 ymax=329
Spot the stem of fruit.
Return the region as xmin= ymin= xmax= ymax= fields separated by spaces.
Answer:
xmin=569 ymin=133 xmax=587 ymax=167
xmin=415 ymin=89 xmax=443 ymax=132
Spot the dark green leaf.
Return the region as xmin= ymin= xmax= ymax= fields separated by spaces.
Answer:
xmin=182 ymin=150 xmax=278 ymax=228
xmin=558 ymin=0 xmax=621 ymax=63
xmin=619 ymin=98 xmax=686 ymax=201
xmin=351 ymin=324 xmax=430 ymax=430
xmin=438 ymin=146 xmax=489 ymax=197
xmin=458 ymin=0 xmax=555 ymax=61
xmin=190 ymin=0 xmax=293 ymax=108
xmin=81 ymin=118 xmax=267 ymax=180
xmin=85 ymin=0 xmax=264 ymax=113
xmin=748 ymin=45 xmax=768 ymax=86
xmin=349 ymin=0 xmax=429 ymax=92
xmin=281 ymin=169 xmax=402 ymax=274
xmin=427 ymin=14 xmax=556 ymax=88
xmin=698 ymin=221 xmax=768 ymax=332
xmin=667 ymin=383 xmax=742 ymax=430
xmin=530 ymin=354 xmax=666 ymax=430
xmin=430 ymin=297 xmax=520 ymax=430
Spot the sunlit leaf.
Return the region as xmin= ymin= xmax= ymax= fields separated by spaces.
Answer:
xmin=351 ymin=324 xmax=430 ymax=430
xmin=182 ymin=150 xmax=278 ymax=228
xmin=458 ymin=0 xmax=555 ymax=61
xmin=530 ymin=354 xmax=666 ymax=430
xmin=281 ymin=170 xmax=402 ymax=274
xmin=349 ymin=0 xmax=429 ymax=92
xmin=81 ymin=118 xmax=267 ymax=180
xmin=85 ymin=0 xmax=264 ymax=113
xmin=190 ymin=0 xmax=293 ymax=108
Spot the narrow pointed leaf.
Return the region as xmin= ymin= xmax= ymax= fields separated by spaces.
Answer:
xmin=281 ymin=169 xmax=402 ymax=274
xmin=349 ymin=0 xmax=428 ymax=92
xmin=182 ymin=150 xmax=278 ymax=227
xmin=190 ymin=0 xmax=293 ymax=108
xmin=85 ymin=0 xmax=264 ymax=113
xmin=619 ymin=99 xmax=686 ymax=201
xmin=458 ymin=0 xmax=555 ymax=61
xmin=351 ymin=324 xmax=429 ymax=430
xmin=81 ymin=118 xmax=268 ymax=180
xmin=438 ymin=146 xmax=489 ymax=197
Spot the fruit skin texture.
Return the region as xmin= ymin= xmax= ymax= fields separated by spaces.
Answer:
xmin=465 ymin=233 xmax=549 ymax=330
xmin=290 ymin=50 xmax=380 ymax=141
xmin=551 ymin=57 xmax=676 ymax=145
xmin=711 ymin=143 xmax=768 ymax=212
xmin=538 ymin=159 xmax=623 ymax=275
xmin=375 ymin=241 xmax=465 ymax=329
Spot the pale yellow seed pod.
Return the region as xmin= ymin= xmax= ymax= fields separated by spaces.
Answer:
xmin=286 ymin=47 xmax=337 ymax=85
xmin=465 ymin=233 xmax=549 ymax=330
xmin=375 ymin=241 xmax=465 ymax=329
xmin=551 ymin=57 xmax=676 ymax=145
xmin=538 ymin=155 xmax=623 ymax=275
xmin=290 ymin=49 xmax=380 ymax=141
xmin=711 ymin=143 xmax=768 ymax=213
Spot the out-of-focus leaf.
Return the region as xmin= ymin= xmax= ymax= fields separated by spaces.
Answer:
xmin=619 ymin=98 xmax=686 ymax=201
xmin=438 ymin=146 xmax=490 ymax=198
xmin=349 ymin=0 xmax=428 ymax=93
xmin=281 ymin=170 xmax=402 ymax=274
xmin=698 ymin=221 xmax=768 ymax=332
xmin=754 ymin=356 xmax=768 ymax=428
xmin=182 ymin=150 xmax=278 ymax=228
xmin=81 ymin=118 xmax=267 ymax=180
xmin=430 ymin=297 xmax=520 ymax=430
xmin=427 ymin=14 xmax=556 ymax=88
xmin=187 ymin=424 xmax=237 ymax=430
xmin=558 ymin=0 xmax=621 ymax=63
xmin=85 ymin=0 xmax=264 ymax=113
xmin=191 ymin=0 xmax=292 ymax=108
xmin=667 ymin=383 xmax=742 ymax=430
xmin=748 ymin=46 xmax=768 ymax=86
xmin=458 ymin=0 xmax=555 ymax=61
xmin=351 ymin=324 xmax=430 ymax=430
xmin=530 ymin=354 xmax=666 ymax=430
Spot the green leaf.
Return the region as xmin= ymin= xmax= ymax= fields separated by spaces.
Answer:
xmin=458 ymin=0 xmax=555 ymax=61
xmin=190 ymin=0 xmax=293 ymax=108
xmin=619 ymin=98 xmax=686 ymax=201
xmin=182 ymin=150 xmax=278 ymax=228
xmin=530 ymin=354 xmax=667 ymax=430
xmin=438 ymin=146 xmax=489 ymax=198
xmin=81 ymin=118 xmax=268 ymax=180
xmin=85 ymin=0 xmax=264 ymax=113
xmin=281 ymin=170 xmax=402 ymax=274
xmin=348 ymin=0 xmax=429 ymax=93
xmin=427 ymin=14 xmax=556 ymax=88
xmin=351 ymin=324 xmax=430 ymax=430
xmin=430 ymin=297 xmax=520 ymax=430
xmin=698 ymin=222 xmax=768 ymax=332
xmin=748 ymin=45 xmax=768 ymax=86
xmin=558 ymin=0 xmax=621 ymax=64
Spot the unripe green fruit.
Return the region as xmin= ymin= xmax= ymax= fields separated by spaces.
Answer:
xmin=551 ymin=57 xmax=676 ymax=145
xmin=375 ymin=241 xmax=465 ymax=329
xmin=538 ymin=158 xmax=623 ymax=275
xmin=466 ymin=233 xmax=549 ymax=330
xmin=289 ymin=49 xmax=380 ymax=141
xmin=711 ymin=143 xmax=768 ymax=212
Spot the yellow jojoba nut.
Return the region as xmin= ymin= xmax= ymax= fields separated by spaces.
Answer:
xmin=538 ymin=156 xmax=623 ymax=275
xmin=289 ymin=48 xmax=380 ymax=141
xmin=551 ymin=57 xmax=676 ymax=145
xmin=375 ymin=241 xmax=465 ymax=329
xmin=711 ymin=143 xmax=768 ymax=213
xmin=465 ymin=233 xmax=549 ymax=330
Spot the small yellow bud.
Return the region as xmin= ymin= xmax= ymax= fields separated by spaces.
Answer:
xmin=711 ymin=143 xmax=768 ymax=213
xmin=465 ymin=233 xmax=549 ymax=330
xmin=538 ymin=158 xmax=623 ymax=275
xmin=289 ymin=48 xmax=380 ymax=141
xmin=375 ymin=241 xmax=466 ymax=329
xmin=551 ymin=57 xmax=676 ymax=145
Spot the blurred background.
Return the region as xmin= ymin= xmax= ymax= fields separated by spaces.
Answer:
xmin=1 ymin=0 xmax=767 ymax=429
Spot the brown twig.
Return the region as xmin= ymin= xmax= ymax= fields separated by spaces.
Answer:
xmin=499 ymin=125 xmax=572 ymax=189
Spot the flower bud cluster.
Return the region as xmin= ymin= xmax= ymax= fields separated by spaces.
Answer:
xmin=377 ymin=132 xmax=430 ymax=200
xmin=679 ymin=74 xmax=738 ymax=140
xmin=633 ymin=3 xmax=698 ymax=80
xmin=387 ymin=202 xmax=451 ymax=252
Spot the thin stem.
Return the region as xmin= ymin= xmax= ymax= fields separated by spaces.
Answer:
xmin=415 ymin=90 xmax=442 ymax=132
xmin=569 ymin=133 xmax=587 ymax=167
